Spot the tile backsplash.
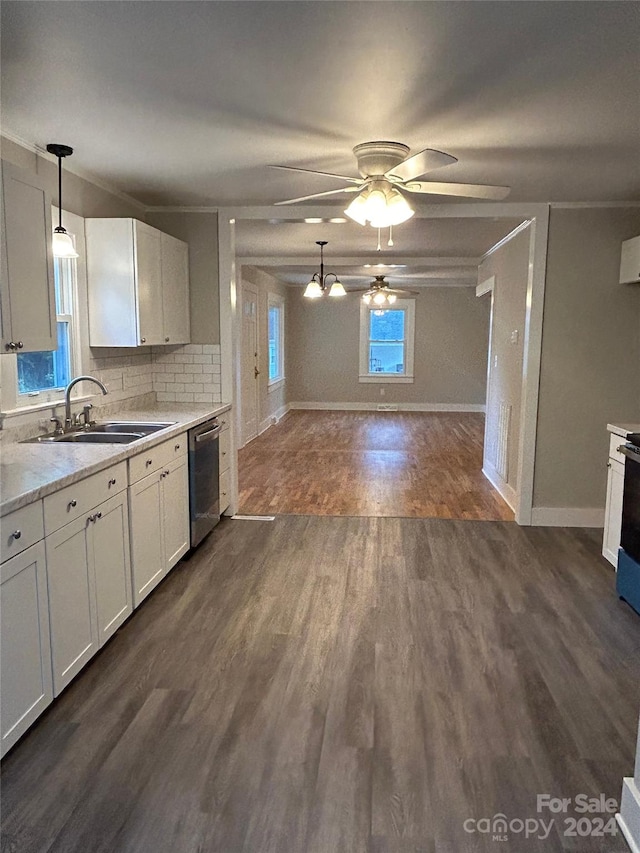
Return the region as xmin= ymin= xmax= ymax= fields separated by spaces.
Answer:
xmin=152 ymin=344 xmax=222 ymax=404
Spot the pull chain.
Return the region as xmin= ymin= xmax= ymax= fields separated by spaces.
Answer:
xmin=377 ymin=227 xmax=382 ymax=252
xmin=388 ymin=225 xmax=394 ymax=247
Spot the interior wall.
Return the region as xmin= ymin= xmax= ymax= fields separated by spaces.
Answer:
xmin=478 ymin=226 xmax=531 ymax=500
xmin=146 ymin=211 xmax=220 ymax=345
xmin=287 ymin=286 xmax=489 ymax=407
xmin=241 ymin=266 xmax=289 ymax=430
xmin=533 ymin=207 xmax=640 ymax=511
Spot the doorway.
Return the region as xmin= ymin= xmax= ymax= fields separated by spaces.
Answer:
xmin=240 ymin=282 xmax=259 ymax=446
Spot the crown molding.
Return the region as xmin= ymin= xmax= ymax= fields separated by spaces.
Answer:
xmin=549 ymin=201 xmax=640 ymax=209
xmin=482 ymin=219 xmax=533 ymax=260
xmin=1 ymin=130 xmax=147 ymax=213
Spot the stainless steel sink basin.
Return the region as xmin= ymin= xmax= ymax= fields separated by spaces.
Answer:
xmin=21 ymin=420 xmax=176 ymax=444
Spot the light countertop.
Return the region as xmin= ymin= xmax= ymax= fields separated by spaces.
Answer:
xmin=0 ymin=403 xmax=230 ymax=516
xmin=607 ymin=422 xmax=640 ymax=438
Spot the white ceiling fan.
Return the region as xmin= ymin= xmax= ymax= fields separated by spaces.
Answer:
xmin=271 ymin=141 xmax=511 ymax=227
xmin=352 ymin=274 xmax=420 ymax=306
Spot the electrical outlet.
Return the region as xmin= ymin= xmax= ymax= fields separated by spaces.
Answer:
xmin=510 ymin=329 xmax=519 ymax=344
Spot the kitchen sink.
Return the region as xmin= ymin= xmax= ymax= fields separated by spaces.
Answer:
xmin=21 ymin=421 xmax=176 ymax=444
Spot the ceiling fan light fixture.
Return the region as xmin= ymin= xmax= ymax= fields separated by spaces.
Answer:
xmin=328 ymin=280 xmax=346 ymax=297
xmin=387 ymin=293 xmax=397 ymax=304
xmin=303 ymin=279 xmax=324 ymax=299
xmin=373 ymin=291 xmax=387 ymax=305
xmin=344 ymin=193 xmax=369 ymax=226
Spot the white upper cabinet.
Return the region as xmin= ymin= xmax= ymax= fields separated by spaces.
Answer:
xmin=620 ymin=235 xmax=640 ymax=284
xmin=0 ymin=161 xmax=57 ymax=353
xmin=86 ymin=218 xmax=190 ymax=347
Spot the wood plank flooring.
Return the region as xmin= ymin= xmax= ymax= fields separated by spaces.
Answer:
xmin=238 ymin=411 xmax=514 ymax=520
xmin=2 ymin=516 xmax=639 ymax=852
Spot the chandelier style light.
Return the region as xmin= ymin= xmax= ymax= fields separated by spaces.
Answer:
xmin=344 ymin=180 xmax=415 ymax=229
xmin=46 ymin=143 xmax=79 ymax=258
xmin=303 ymin=241 xmax=346 ymax=299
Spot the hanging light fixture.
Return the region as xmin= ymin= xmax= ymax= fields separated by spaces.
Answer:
xmin=344 ymin=180 xmax=415 ymax=229
xmin=46 ymin=143 xmax=79 ymax=258
xmin=303 ymin=241 xmax=346 ymax=299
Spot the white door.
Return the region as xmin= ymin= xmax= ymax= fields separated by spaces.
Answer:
xmin=161 ymin=233 xmax=190 ymax=344
xmin=45 ymin=517 xmax=98 ymax=695
xmin=129 ymin=472 xmax=165 ymax=606
xmin=161 ymin=456 xmax=190 ymax=571
xmin=1 ymin=542 xmax=53 ymax=757
xmin=241 ymin=283 xmax=259 ymax=445
xmin=91 ymin=492 xmax=132 ymax=644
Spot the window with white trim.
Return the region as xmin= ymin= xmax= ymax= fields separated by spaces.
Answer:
xmin=1 ymin=212 xmax=81 ymax=413
xmin=268 ymin=294 xmax=285 ymax=384
xmin=359 ymin=299 xmax=415 ymax=383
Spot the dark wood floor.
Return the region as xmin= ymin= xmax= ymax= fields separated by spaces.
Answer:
xmin=2 ymin=516 xmax=639 ymax=852
xmin=238 ymin=411 xmax=514 ymax=521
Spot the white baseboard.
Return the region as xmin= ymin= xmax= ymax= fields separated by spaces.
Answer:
xmin=288 ymin=401 xmax=486 ymax=413
xmin=530 ymin=506 xmax=605 ymax=528
xmin=617 ymin=777 xmax=640 ymax=853
xmin=258 ymin=403 xmax=291 ymax=436
xmin=482 ymin=462 xmax=517 ymax=512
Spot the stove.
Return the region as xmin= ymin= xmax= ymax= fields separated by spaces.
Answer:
xmin=617 ymin=432 xmax=640 ymax=615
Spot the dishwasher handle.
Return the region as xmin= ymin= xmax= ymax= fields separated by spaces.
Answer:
xmin=195 ymin=424 xmax=222 ymax=444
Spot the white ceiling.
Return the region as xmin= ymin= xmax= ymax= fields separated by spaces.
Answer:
xmin=1 ymin=1 xmax=638 ymax=286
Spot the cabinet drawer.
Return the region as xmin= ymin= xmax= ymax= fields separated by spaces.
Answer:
xmin=44 ymin=461 xmax=127 ymax=535
xmin=219 ymin=468 xmax=230 ymax=514
xmin=128 ymin=433 xmax=187 ymax=484
xmin=1 ymin=501 xmax=44 ymax=564
xmin=219 ymin=427 xmax=231 ymax=475
xmin=609 ymin=433 xmax=627 ymax=466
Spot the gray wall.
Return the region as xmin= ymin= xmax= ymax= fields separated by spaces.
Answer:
xmin=287 ymin=286 xmax=489 ymax=406
xmin=533 ymin=207 xmax=640 ymax=509
xmin=478 ymin=226 xmax=531 ymax=494
xmin=147 ymin=212 xmax=219 ymax=345
xmin=241 ymin=266 xmax=289 ymax=426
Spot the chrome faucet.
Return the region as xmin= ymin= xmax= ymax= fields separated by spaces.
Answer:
xmin=64 ymin=375 xmax=108 ymax=430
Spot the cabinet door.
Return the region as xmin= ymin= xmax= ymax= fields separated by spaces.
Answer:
xmin=129 ymin=472 xmax=165 ymax=606
xmin=1 ymin=161 xmax=56 ymax=352
xmin=161 ymin=456 xmax=190 ymax=571
xmin=1 ymin=542 xmax=52 ymax=757
xmin=161 ymin=233 xmax=190 ymax=344
xmin=45 ymin=517 xmax=98 ymax=695
xmin=90 ymin=492 xmax=132 ymax=645
xmin=134 ymin=222 xmax=163 ymax=346
xmin=603 ymin=459 xmax=625 ymax=566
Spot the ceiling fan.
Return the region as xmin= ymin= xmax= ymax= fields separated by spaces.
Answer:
xmin=352 ymin=274 xmax=420 ymax=306
xmin=271 ymin=141 xmax=510 ymax=227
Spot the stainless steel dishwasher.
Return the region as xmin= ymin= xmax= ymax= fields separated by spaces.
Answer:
xmin=188 ymin=417 xmax=222 ymax=547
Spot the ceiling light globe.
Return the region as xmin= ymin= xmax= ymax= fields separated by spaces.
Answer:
xmin=362 ymin=293 xmax=372 ymax=304
xmin=303 ymin=280 xmax=324 ymax=299
xmin=387 ymin=293 xmax=397 ymax=304
xmin=344 ymin=194 xmax=368 ymax=226
xmin=364 ymin=189 xmax=388 ymax=223
xmin=328 ymin=280 xmax=346 ymax=297
xmin=384 ymin=189 xmax=415 ymax=226
xmin=373 ymin=291 xmax=387 ymax=305
xmin=52 ymin=228 xmax=79 ymax=258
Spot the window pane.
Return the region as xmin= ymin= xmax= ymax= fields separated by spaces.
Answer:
xmin=369 ymin=309 xmax=405 ymax=341
xmin=369 ymin=341 xmax=405 ymax=373
xmin=268 ymin=305 xmax=280 ymax=380
xmin=17 ymin=322 xmax=71 ymax=394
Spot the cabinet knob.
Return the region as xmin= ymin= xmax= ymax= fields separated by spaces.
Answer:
xmin=165 ymin=337 xmax=170 ymax=342
xmin=68 ymin=499 xmax=77 ymax=510
xmin=11 ymin=530 xmax=21 ymax=540
xmin=87 ymin=514 xmax=95 ymax=523
xmin=96 ymin=512 xmax=102 ymax=520
xmin=109 ymin=478 xmax=116 ymax=486
xmin=164 ymin=469 xmax=170 ymax=476
xmin=16 ymin=341 xmax=23 ymax=349
xmin=146 ymin=459 xmax=153 ymax=466
xmin=140 ymin=337 xmax=146 ymax=344
xmin=175 ymin=444 xmax=181 ymax=451
xmin=5 ymin=342 xmax=17 ymax=351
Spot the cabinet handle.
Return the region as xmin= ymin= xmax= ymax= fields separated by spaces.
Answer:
xmin=165 ymin=337 xmax=170 ymax=342
xmin=108 ymin=478 xmax=117 ymax=486
xmin=68 ymin=499 xmax=77 ymax=510
xmin=11 ymin=530 xmax=21 ymax=540
xmin=140 ymin=337 xmax=146 ymax=344
xmin=607 ymin=462 xmax=612 ymax=468
xmin=146 ymin=459 xmax=153 ymax=466
xmin=5 ymin=342 xmax=17 ymax=351
xmin=174 ymin=443 xmax=181 ymax=451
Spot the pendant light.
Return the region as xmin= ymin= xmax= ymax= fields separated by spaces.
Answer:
xmin=46 ymin=143 xmax=79 ymax=258
xmin=303 ymin=241 xmax=346 ymax=298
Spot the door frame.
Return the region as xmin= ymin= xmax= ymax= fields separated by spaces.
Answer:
xmin=238 ymin=278 xmax=260 ymax=447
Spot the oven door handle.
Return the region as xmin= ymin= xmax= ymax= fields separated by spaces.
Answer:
xmin=195 ymin=425 xmax=222 ymax=443
xmin=619 ymin=445 xmax=640 ymax=463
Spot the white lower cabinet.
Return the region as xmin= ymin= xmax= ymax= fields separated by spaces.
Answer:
xmin=46 ymin=489 xmax=131 ymax=695
xmin=129 ymin=439 xmax=189 ymax=606
xmin=0 ymin=541 xmax=53 ymax=757
xmin=603 ymin=458 xmax=625 ymax=567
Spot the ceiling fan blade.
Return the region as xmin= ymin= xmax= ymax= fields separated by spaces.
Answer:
xmin=385 ymin=148 xmax=457 ymax=182
xmin=274 ymin=186 xmax=361 ymax=205
xmin=270 ymin=165 xmax=363 ymax=185
xmin=386 ymin=288 xmax=420 ymax=295
xmin=403 ymin=180 xmax=511 ymax=200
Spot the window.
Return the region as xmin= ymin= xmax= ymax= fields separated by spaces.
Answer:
xmin=359 ymin=299 xmax=415 ymax=383
xmin=16 ymin=257 xmax=74 ymax=397
xmin=268 ymin=295 xmax=285 ymax=384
